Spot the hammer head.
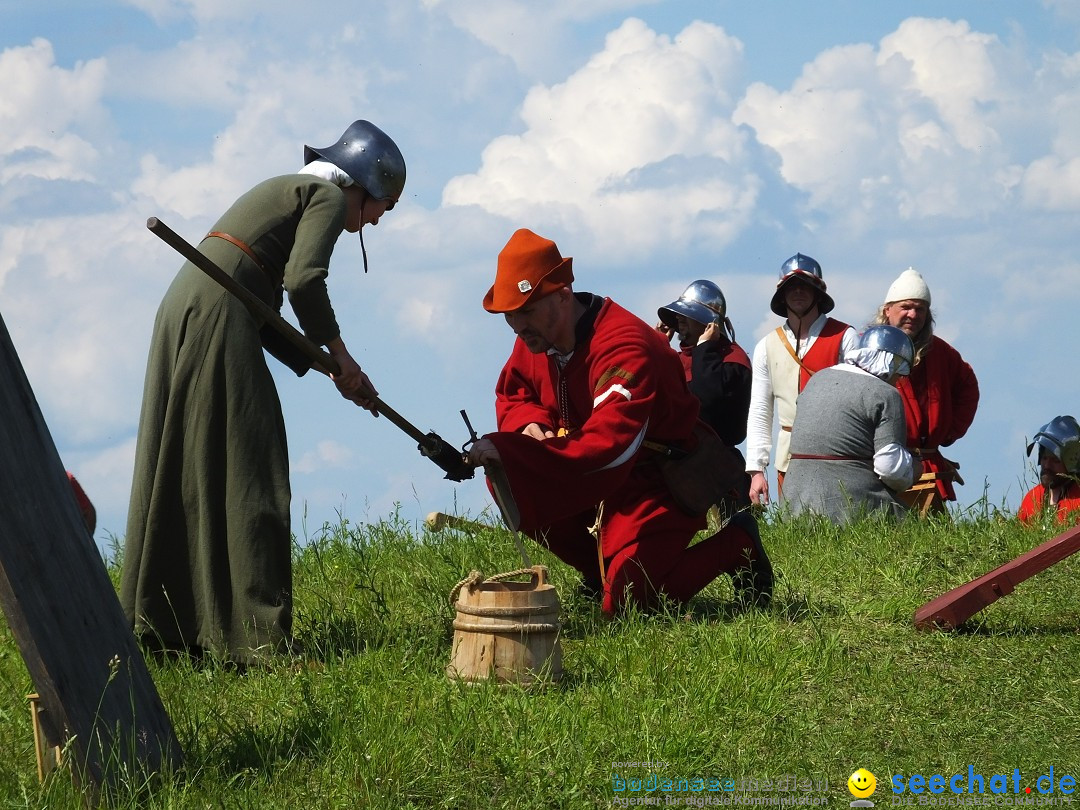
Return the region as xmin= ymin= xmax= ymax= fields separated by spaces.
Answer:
xmin=425 ymin=512 xmax=449 ymax=531
xmin=419 ymin=432 xmax=475 ymax=482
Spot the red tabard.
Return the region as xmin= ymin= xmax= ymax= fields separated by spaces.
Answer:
xmin=798 ymin=318 xmax=849 ymax=391
xmin=896 ymin=335 xmax=979 ymax=501
xmin=678 ymin=339 xmax=751 ymax=381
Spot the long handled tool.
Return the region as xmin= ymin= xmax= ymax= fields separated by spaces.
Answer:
xmin=146 ymin=217 xmax=474 ymax=482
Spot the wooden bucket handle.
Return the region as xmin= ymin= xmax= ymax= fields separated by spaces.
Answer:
xmin=449 ymin=565 xmax=549 ymax=603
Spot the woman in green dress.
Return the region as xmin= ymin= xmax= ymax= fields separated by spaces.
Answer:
xmin=121 ymin=120 xmax=405 ymax=666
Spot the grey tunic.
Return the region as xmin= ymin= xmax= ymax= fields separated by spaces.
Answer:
xmin=121 ymin=175 xmax=347 ymax=664
xmin=782 ymin=365 xmax=908 ymax=525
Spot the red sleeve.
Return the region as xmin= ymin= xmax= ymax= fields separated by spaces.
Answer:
xmin=1018 ymin=487 xmax=1040 ymax=524
xmin=494 ymin=341 xmax=557 ymax=434
xmin=943 ymin=343 xmax=979 ymax=445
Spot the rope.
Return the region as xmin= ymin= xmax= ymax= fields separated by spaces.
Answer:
xmin=448 ymin=568 xmax=539 ymax=604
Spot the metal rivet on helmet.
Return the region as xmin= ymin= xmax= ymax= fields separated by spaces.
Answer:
xmin=303 ymin=120 xmax=406 ymax=206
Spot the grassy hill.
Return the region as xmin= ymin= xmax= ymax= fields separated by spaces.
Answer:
xmin=1 ymin=507 xmax=1079 ymax=808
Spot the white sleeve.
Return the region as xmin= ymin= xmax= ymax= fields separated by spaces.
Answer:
xmin=874 ymin=441 xmax=916 ymax=492
xmin=839 ymin=326 xmax=860 ymax=363
xmin=745 ymin=338 xmax=774 ymax=472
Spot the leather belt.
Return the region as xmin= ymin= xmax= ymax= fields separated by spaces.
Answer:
xmin=205 ymin=231 xmax=281 ymax=285
xmin=780 ymin=425 xmax=792 ymax=433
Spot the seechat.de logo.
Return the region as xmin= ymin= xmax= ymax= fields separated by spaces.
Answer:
xmin=891 ymin=767 xmax=1077 ymax=796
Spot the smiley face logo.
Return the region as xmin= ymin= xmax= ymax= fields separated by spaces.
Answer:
xmin=848 ymin=768 xmax=877 ymax=798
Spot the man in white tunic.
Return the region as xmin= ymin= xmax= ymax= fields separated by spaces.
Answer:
xmin=745 ymin=254 xmax=859 ymax=505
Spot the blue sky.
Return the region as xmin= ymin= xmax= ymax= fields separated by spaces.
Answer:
xmin=3 ymin=0 xmax=1080 ymax=550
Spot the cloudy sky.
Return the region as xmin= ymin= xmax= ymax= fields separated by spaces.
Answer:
xmin=4 ymin=0 xmax=1080 ymax=551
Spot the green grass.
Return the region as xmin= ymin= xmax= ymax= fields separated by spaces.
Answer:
xmin=2 ymin=506 xmax=1079 ymax=808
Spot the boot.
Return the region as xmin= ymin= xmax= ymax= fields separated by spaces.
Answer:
xmin=729 ymin=510 xmax=773 ymax=608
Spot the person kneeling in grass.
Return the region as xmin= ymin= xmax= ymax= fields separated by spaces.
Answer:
xmin=467 ymin=228 xmax=773 ymax=615
xmin=782 ymin=325 xmax=921 ymax=525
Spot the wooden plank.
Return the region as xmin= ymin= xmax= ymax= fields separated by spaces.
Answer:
xmin=0 ymin=310 xmax=182 ymax=794
xmin=913 ymin=524 xmax=1080 ymax=630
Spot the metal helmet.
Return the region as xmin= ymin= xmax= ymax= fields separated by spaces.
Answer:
xmin=770 ymin=252 xmax=834 ymax=316
xmin=658 ymin=280 xmax=727 ymax=330
xmin=1027 ymin=415 xmax=1080 ymax=473
xmin=303 ymin=120 xmax=406 ymax=207
xmin=858 ymin=324 xmax=915 ymax=377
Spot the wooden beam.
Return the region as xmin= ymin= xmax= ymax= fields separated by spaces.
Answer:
xmin=0 ymin=310 xmax=182 ymax=794
xmin=913 ymin=524 xmax=1080 ymax=631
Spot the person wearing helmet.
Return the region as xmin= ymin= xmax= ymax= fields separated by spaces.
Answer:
xmin=122 ymin=120 xmax=405 ymax=667
xmin=657 ymin=280 xmax=753 ymax=517
xmin=781 ymin=325 xmax=921 ymax=525
xmin=745 ymin=253 xmax=859 ymax=506
xmin=1018 ymin=415 xmax=1080 ymax=526
xmin=872 ymin=267 xmax=979 ymax=514
xmin=467 ymin=229 xmax=773 ymax=614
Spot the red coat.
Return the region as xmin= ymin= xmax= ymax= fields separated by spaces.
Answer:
xmin=1018 ymin=482 xmax=1080 ymax=526
xmin=486 ymin=294 xmax=765 ymax=615
xmin=489 ymin=295 xmax=701 ymax=541
xmin=896 ymin=336 xmax=979 ymax=501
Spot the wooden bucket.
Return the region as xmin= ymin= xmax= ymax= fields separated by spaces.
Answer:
xmin=447 ymin=566 xmax=562 ymax=686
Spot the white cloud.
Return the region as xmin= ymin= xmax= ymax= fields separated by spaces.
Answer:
xmin=292 ymin=440 xmax=355 ymax=475
xmin=733 ymin=18 xmax=1029 ymax=221
xmin=1 ymin=211 xmax=164 ymax=442
xmin=427 ymin=0 xmax=659 ymax=75
xmin=1021 ymin=155 xmax=1080 ymax=210
xmin=0 ymin=39 xmax=108 ymax=183
xmin=442 ymin=18 xmax=758 ymax=257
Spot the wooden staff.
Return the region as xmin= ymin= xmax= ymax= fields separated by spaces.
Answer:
xmin=146 ymin=217 xmax=473 ymax=479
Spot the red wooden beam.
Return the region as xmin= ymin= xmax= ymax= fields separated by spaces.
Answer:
xmin=914 ymin=524 xmax=1080 ymax=630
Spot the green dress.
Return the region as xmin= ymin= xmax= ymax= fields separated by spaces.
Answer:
xmin=122 ymin=175 xmax=347 ymax=664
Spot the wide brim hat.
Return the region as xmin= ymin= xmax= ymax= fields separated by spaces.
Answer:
xmin=483 ymin=229 xmax=574 ymax=313
xmin=770 ymin=272 xmax=834 ymax=317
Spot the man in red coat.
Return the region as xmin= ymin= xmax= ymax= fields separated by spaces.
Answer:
xmin=467 ymin=229 xmax=772 ymax=615
xmin=1018 ymin=415 xmax=1080 ymax=526
xmin=874 ymin=268 xmax=979 ymax=512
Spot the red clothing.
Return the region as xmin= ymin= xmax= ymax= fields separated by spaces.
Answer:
xmin=66 ymin=471 xmax=96 ymax=534
xmin=1018 ymin=482 xmax=1080 ymax=526
xmin=799 ymin=318 xmax=849 ymax=391
xmin=896 ymin=336 xmax=979 ymax=501
xmin=487 ymin=294 xmax=758 ymax=614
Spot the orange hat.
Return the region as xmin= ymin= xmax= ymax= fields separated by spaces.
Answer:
xmin=483 ymin=229 xmax=574 ymax=313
